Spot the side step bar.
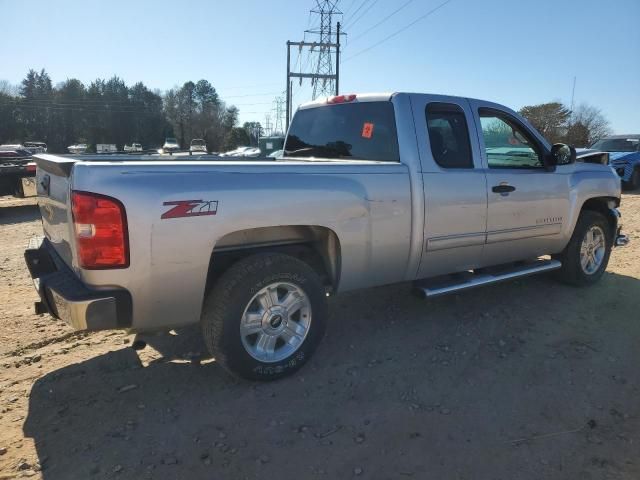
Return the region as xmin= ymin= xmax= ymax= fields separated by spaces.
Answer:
xmin=415 ymin=259 xmax=562 ymax=299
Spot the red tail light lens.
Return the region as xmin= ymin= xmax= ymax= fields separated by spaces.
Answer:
xmin=71 ymin=191 xmax=129 ymax=269
xmin=327 ymin=94 xmax=357 ymax=104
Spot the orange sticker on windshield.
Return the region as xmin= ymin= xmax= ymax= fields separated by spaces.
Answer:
xmin=361 ymin=122 xmax=374 ymax=139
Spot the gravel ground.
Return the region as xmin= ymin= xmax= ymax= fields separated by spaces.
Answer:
xmin=0 ymin=194 xmax=639 ymax=479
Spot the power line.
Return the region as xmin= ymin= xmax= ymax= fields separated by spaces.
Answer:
xmin=215 ymin=82 xmax=282 ymax=91
xmin=348 ymin=0 xmax=416 ymax=44
xmin=223 ymin=91 xmax=282 ymax=98
xmin=1 ymin=98 xmax=275 ymax=109
xmin=0 ymin=102 xmax=163 ymax=114
xmin=342 ymin=0 xmax=358 ymax=17
xmin=344 ymin=0 xmax=378 ymax=30
xmin=343 ymin=0 xmax=454 ymax=62
xmin=343 ymin=0 xmax=369 ymax=25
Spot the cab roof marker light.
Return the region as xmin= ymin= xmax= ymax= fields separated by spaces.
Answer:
xmin=327 ymin=94 xmax=357 ymax=104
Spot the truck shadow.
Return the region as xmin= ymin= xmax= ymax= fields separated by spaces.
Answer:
xmin=0 ymin=202 xmax=39 ymax=225
xmin=23 ymin=271 xmax=640 ymax=479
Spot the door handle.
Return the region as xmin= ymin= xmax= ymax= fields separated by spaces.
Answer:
xmin=492 ymin=184 xmax=516 ymax=194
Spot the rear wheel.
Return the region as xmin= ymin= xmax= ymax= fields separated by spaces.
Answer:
xmin=555 ymin=210 xmax=612 ymax=286
xmin=201 ymin=253 xmax=327 ymax=381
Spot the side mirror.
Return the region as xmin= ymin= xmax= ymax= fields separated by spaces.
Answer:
xmin=549 ymin=143 xmax=576 ymax=166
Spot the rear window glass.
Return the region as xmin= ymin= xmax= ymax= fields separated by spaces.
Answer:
xmin=426 ymin=102 xmax=473 ymax=168
xmin=284 ymin=102 xmax=399 ymax=162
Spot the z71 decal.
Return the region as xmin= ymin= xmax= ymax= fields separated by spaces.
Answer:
xmin=161 ymin=200 xmax=218 ymax=219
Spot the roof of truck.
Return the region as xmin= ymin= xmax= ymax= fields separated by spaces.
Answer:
xmin=299 ymin=93 xmax=394 ymax=109
xmin=602 ymin=134 xmax=640 ymax=139
xmin=298 ymin=92 xmax=496 ymax=110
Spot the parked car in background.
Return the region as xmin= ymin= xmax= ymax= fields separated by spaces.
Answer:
xmin=267 ymin=149 xmax=283 ymax=159
xmin=590 ymin=135 xmax=640 ymax=190
xmin=68 ymin=144 xmax=88 ymax=154
xmin=219 ymin=146 xmax=250 ymax=157
xmin=97 ymin=144 xmax=118 ymax=154
xmin=23 ymin=141 xmax=47 ymax=154
xmin=0 ymin=145 xmax=33 ymax=157
xmin=25 ymin=92 xmax=629 ymax=381
xmin=222 ymin=146 xmax=261 ymax=157
xmin=0 ymin=145 xmax=35 ymax=197
xmin=124 ymin=143 xmax=143 ymax=152
xmin=163 ymin=138 xmax=180 ymax=152
xmin=190 ymin=139 xmax=207 ymax=153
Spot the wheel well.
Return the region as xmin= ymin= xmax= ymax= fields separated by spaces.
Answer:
xmin=204 ymin=226 xmax=341 ymax=295
xmin=580 ymin=197 xmax=618 ymax=237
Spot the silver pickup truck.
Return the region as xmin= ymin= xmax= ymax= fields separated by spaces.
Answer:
xmin=25 ymin=92 xmax=629 ymax=380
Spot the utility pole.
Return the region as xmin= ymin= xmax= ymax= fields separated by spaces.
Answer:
xmin=285 ymin=0 xmax=343 ymax=129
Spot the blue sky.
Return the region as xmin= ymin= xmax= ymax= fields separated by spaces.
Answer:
xmin=1 ymin=0 xmax=638 ymax=133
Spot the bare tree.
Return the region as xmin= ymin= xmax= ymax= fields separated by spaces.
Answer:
xmin=569 ymin=103 xmax=612 ymax=147
xmin=0 ymin=80 xmax=19 ymax=96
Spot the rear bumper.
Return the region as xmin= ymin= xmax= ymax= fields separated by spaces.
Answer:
xmin=24 ymin=238 xmax=132 ymax=331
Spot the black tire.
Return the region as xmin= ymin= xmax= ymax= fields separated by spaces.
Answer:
xmin=554 ymin=210 xmax=612 ymax=286
xmin=622 ymin=167 xmax=640 ymax=191
xmin=201 ymin=253 xmax=327 ymax=381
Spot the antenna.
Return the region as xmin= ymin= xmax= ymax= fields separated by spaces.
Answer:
xmin=570 ymin=76 xmax=577 ymax=123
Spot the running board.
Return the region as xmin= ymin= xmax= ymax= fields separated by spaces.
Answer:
xmin=415 ymin=259 xmax=562 ymax=299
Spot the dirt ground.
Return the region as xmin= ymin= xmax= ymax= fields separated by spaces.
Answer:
xmin=0 ymin=193 xmax=638 ymax=480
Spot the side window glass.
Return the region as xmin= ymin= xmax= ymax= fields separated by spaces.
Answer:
xmin=425 ymin=103 xmax=473 ymax=169
xmin=479 ymin=110 xmax=543 ymax=168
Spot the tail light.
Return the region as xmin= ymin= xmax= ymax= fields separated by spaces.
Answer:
xmin=26 ymin=163 xmax=36 ymax=173
xmin=327 ymin=94 xmax=357 ymax=104
xmin=71 ymin=191 xmax=129 ymax=269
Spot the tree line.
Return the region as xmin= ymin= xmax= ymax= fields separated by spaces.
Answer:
xmin=0 ymin=69 xmax=264 ymax=153
xmin=519 ymin=101 xmax=611 ymax=147
xmin=0 ymin=69 xmax=613 ymax=153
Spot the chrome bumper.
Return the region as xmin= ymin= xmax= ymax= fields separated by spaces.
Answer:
xmin=24 ymin=238 xmax=132 ymax=331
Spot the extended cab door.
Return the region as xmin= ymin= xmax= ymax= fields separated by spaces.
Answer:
xmin=468 ymin=100 xmax=572 ymax=265
xmin=411 ymin=95 xmax=488 ymax=278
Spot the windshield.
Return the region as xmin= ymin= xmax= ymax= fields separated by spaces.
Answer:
xmin=284 ymin=102 xmax=399 ymax=162
xmin=166 ymin=138 xmax=177 ymax=143
xmin=191 ymin=139 xmax=205 ymax=145
xmin=590 ymin=138 xmax=639 ymax=152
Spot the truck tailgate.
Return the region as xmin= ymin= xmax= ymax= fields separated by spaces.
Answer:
xmin=34 ymin=155 xmax=77 ymax=268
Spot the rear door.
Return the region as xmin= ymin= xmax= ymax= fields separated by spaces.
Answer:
xmin=411 ymin=95 xmax=488 ymax=278
xmin=469 ymin=101 xmax=571 ymax=264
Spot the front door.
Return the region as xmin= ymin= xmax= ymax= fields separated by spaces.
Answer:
xmin=470 ymin=102 xmax=571 ymax=265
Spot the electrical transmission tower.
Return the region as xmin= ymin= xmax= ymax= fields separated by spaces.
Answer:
xmin=264 ymin=114 xmax=272 ymax=137
xmin=273 ymin=96 xmax=285 ymax=135
xmin=307 ymin=0 xmax=341 ymax=99
xmin=285 ymin=0 xmax=343 ymax=128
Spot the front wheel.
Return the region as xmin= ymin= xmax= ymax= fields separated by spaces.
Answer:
xmin=201 ymin=253 xmax=327 ymax=381
xmin=554 ymin=210 xmax=612 ymax=286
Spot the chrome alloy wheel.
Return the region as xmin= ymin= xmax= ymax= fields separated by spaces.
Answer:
xmin=580 ymin=225 xmax=606 ymax=275
xmin=240 ymin=282 xmax=312 ymax=363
